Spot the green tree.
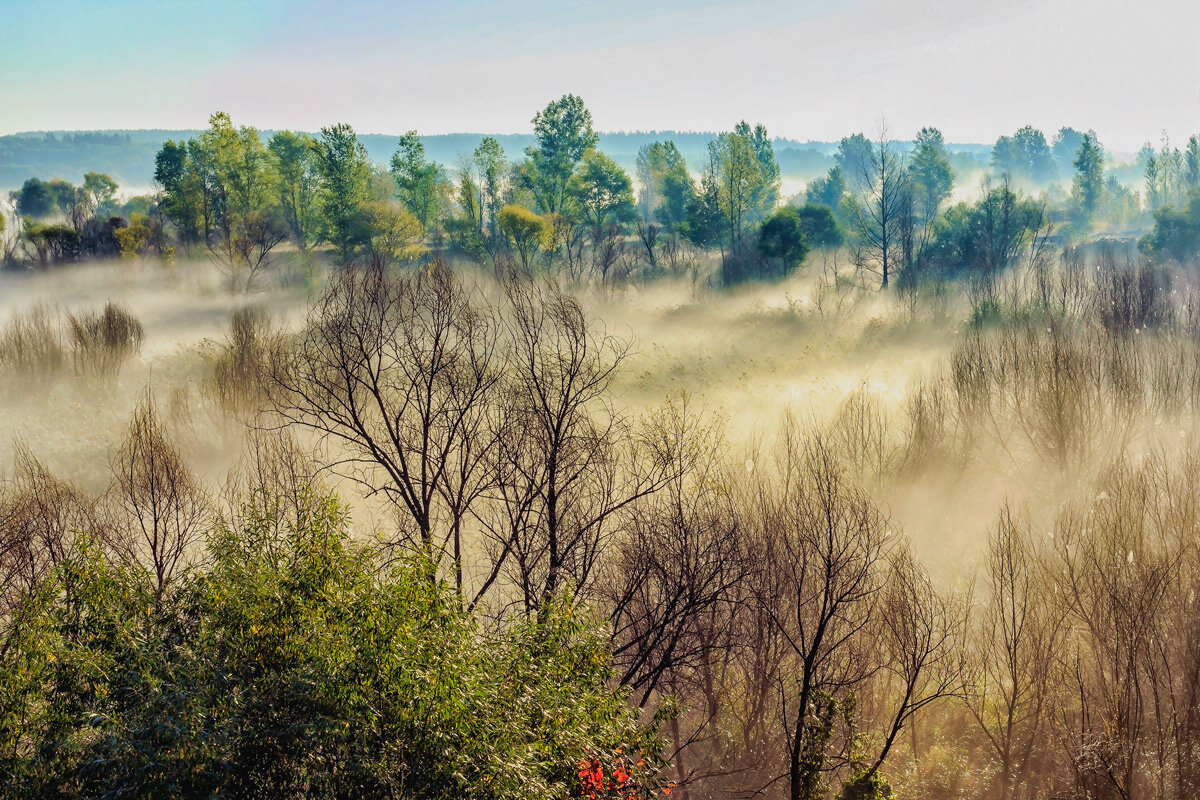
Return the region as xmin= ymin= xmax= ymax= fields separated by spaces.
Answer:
xmin=756 ymin=206 xmax=810 ymax=278
xmin=268 ymin=130 xmax=320 ymax=250
xmin=1071 ymin=131 xmax=1104 ymax=225
xmin=523 ymin=94 xmax=598 ymax=213
xmin=498 ymin=204 xmax=550 ymax=269
xmin=154 ymin=139 xmax=205 ymax=245
xmin=635 ymin=141 xmax=695 ymax=230
xmin=1052 ymin=127 xmax=1085 ymax=175
xmin=806 ymin=166 xmax=847 ymax=213
xmin=314 ymin=123 xmax=371 ymax=262
xmin=81 ymin=172 xmax=119 ymax=217
xmin=11 ymin=179 xmax=54 ymax=219
xmin=908 ymin=127 xmax=954 ymax=227
xmin=390 ymin=131 xmax=442 ymax=230
xmin=796 ymin=204 xmax=844 ymax=248
xmin=568 ymin=150 xmax=637 ymax=233
xmin=991 ymin=125 xmax=1055 ymax=183
xmin=836 ymin=133 xmax=874 ymax=181
xmin=738 ymin=121 xmax=781 ymax=222
xmin=1185 ymin=135 xmax=1200 ymax=190
xmin=0 ymin=492 xmax=669 ymax=798
xmin=473 ymin=136 xmax=507 ymax=241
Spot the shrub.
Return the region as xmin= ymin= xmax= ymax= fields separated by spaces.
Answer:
xmin=67 ymin=302 xmax=144 ymax=377
xmin=0 ymin=490 xmax=669 ymax=799
xmin=0 ymin=304 xmax=66 ymax=386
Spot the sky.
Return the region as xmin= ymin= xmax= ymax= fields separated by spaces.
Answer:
xmin=2 ymin=0 xmax=1198 ymax=152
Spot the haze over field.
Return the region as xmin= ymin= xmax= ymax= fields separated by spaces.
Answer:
xmin=4 ymin=2 xmax=1200 ymax=799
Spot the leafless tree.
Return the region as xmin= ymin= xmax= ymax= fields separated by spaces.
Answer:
xmin=0 ymin=445 xmax=100 ymax=621
xmin=270 ymin=259 xmax=502 ymax=595
xmin=965 ymin=505 xmax=1066 ymax=800
xmin=479 ymin=276 xmax=668 ymax=616
xmin=852 ymin=124 xmax=908 ymax=289
xmin=109 ymin=394 xmax=209 ymax=598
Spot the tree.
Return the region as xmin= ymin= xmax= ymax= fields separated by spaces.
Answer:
xmin=908 ymin=127 xmax=954 ymax=228
xmin=966 ymin=507 xmax=1065 ymax=800
xmin=836 ymin=134 xmax=874 ymax=181
xmin=992 ymin=126 xmax=1055 ymax=183
xmin=1071 ymin=131 xmax=1104 ymax=225
xmin=81 ymin=172 xmax=119 ymax=217
xmin=268 ymin=130 xmax=320 ymax=250
xmin=739 ymin=121 xmax=781 ymax=222
xmin=1051 ymin=127 xmax=1085 ymax=175
xmin=710 ymin=127 xmax=758 ymax=250
xmin=851 ymin=125 xmax=908 ymax=288
xmin=313 ymin=122 xmax=371 ymax=262
xmin=796 ymin=204 xmax=843 ymax=248
xmin=0 ymin=492 xmax=669 ymax=798
xmin=806 ymin=166 xmax=847 ymax=214
xmin=524 ymin=94 xmax=599 ymax=214
xmin=154 ymin=139 xmax=204 ymax=246
xmin=270 ymin=261 xmax=501 ymax=597
xmin=11 ymin=179 xmax=54 ymax=219
xmin=473 ymin=136 xmax=507 ymax=242
xmin=756 ymin=206 xmax=810 ymax=279
xmin=487 ymin=278 xmax=668 ymax=616
xmin=569 ymin=150 xmax=638 ymax=234
xmin=390 ymin=130 xmax=443 ymax=230
xmin=498 ymin=204 xmax=550 ymax=270
xmin=635 ymin=141 xmax=695 ymax=230
xmin=1185 ymin=135 xmax=1200 ymax=190
xmin=109 ymin=394 xmax=209 ymax=599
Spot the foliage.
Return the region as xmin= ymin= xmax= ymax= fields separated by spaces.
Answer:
xmin=1139 ymin=191 xmax=1200 ymax=262
xmin=390 ymin=130 xmax=444 ymax=229
xmin=524 ymin=95 xmax=599 ymax=214
xmin=1071 ymin=131 xmax=1104 ymax=225
xmin=754 ymin=206 xmax=810 ymax=279
xmin=568 ymin=150 xmax=637 ymax=232
xmin=635 ymin=141 xmax=694 ymax=230
xmin=499 ymin=204 xmax=551 ymax=269
xmin=0 ymin=491 xmax=668 ymax=799
xmin=314 ymin=123 xmax=372 ymax=262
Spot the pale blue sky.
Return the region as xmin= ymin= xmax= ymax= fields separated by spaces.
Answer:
xmin=2 ymin=0 xmax=1198 ymax=151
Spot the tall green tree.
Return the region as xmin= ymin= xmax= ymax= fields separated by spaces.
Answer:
xmin=390 ymin=131 xmax=442 ymax=230
xmin=314 ymin=123 xmax=371 ymax=262
xmin=992 ymin=125 xmax=1055 ymax=183
xmin=908 ymin=127 xmax=955 ymax=227
xmin=523 ymin=94 xmax=598 ymax=214
xmin=472 ymin=136 xmax=506 ymax=241
xmin=268 ymin=130 xmax=320 ymax=250
xmin=1185 ymin=135 xmax=1200 ymax=190
xmin=1071 ymin=131 xmax=1105 ymax=225
xmin=635 ymin=141 xmax=695 ymax=230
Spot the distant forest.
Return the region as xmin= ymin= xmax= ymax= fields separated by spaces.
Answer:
xmin=0 ymin=129 xmax=990 ymax=191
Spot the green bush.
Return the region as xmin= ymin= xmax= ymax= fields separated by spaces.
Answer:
xmin=0 ymin=491 xmax=666 ymax=799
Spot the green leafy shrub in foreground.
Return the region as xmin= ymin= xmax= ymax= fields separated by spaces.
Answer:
xmin=0 ymin=491 xmax=666 ymax=799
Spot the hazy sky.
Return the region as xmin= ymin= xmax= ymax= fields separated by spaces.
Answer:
xmin=3 ymin=0 xmax=1198 ymax=151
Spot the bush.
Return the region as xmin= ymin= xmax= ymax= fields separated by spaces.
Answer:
xmin=206 ymin=305 xmax=279 ymax=416
xmin=67 ymin=302 xmax=144 ymax=377
xmin=0 ymin=491 xmax=668 ymax=799
xmin=0 ymin=304 xmax=66 ymax=386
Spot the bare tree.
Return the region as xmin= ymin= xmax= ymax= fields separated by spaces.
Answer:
xmin=109 ymin=394 xmax=209 ymax=597
xmin=852 ymin=124 xmax=908 ymax=289
xmin=0 ymin=446 xmax=99 ymax=620
xmin=479 ymin=277 xmax=668 ymax=616
xmin=965 ymin=506 xmax=1065 ymax=800
xmin=271 ymin=259 xmax=502 ymax=595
